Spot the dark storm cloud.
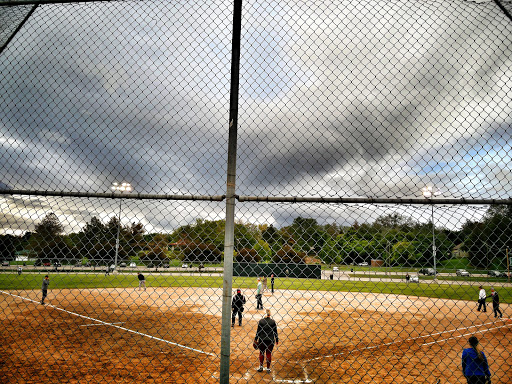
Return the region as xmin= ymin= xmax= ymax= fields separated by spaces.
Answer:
xmin=237 ymin=102 xmax=417 ymax=189
xmin=235 ymin=0 xmax=512 ymax=200
xmin=0 ymin=1 xmax=232 ymax=196
xmin=1 ymin=0 xmax=511 ymax=233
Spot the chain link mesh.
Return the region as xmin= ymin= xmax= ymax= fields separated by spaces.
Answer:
xmin=1 ymin=0 xmax=511 ymax=383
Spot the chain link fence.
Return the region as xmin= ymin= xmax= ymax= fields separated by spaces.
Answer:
xmin=1 ymin=0 xmax=511 ymax=383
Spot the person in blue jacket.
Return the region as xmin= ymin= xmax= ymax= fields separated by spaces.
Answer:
xmin=462 ymin=336 xmax=491 ymax=384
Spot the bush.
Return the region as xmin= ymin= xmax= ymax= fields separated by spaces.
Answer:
xmin=273 ymin=245 xmax=305 ymax=264
xmin=235 ymin=248 xmax=261 ymax=263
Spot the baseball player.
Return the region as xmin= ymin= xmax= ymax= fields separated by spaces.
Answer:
xmin=41 ymin=275 xmax=50 ymax=305
xmin=255 ymin=309 xmax=279 ymax=373
xmin=138 ymin=272 xmax=146 ymax=291
xmin=477 ymin=286 xmax=487 ymax=312
xmin=231 ymin=289 xmax=246 ymax=327
xmin=489 ymin=288 xmax=503 ymax=319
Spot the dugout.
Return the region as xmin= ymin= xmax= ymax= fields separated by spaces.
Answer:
xmin=371 ymin=259 xmax=384 ymax=267
xmin=233 ymin=263 xmax=321 ymax=279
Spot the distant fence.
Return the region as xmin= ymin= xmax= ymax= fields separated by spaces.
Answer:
xmin=233 ymin=263 xmax=322 ymax=279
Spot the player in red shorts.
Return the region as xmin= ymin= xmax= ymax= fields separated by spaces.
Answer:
xmin=254 ymin=309 xmax=279 ymax=372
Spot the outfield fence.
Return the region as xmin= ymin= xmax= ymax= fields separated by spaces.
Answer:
xmin=1 ymin=0 xmax=512 ymax=383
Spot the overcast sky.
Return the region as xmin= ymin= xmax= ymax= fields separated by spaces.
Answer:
xmin=0 ymin=0 xmax=511 ymax=234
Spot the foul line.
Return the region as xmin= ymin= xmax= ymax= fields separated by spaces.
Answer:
xmin=304 ymin=319 xmax=512 ymax=363
xmin=80 ymin=322 xmax=125 ymax=327
xmin=0 ymin=290 xmax=216 ymax=357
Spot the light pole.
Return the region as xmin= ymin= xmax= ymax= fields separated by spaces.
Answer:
xmin=422 ymin=186 xmax=440 ymax=280
xmin=111 ymin=182 xmax=132 ymax=272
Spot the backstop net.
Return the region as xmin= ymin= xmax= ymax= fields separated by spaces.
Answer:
xmin=0 ymin=0 xmax=511 ymax=383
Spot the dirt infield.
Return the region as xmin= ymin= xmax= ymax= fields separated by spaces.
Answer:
xmin=1 ymin=286 xmax=511 ymax=383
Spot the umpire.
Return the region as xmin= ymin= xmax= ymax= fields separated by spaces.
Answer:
xmin=231 ymin=288 xmax=246 ymax=327
xmin=489 ymin=288 xmax=503 ymax=319
xmin=255 ymin=309 xmax=279 ymax=373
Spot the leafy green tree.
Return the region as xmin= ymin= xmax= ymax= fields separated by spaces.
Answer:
xmin=104 ymin=216 xmax=134 ymax=263
xmin=234 ymin=222 xmax=260 ymax=251
xmin=337 ymin=238 xmax=383 ymax=265
xmin=388 ymin=241 xmax=422 ymax=265
xmin=373 ymin=213 xmax=415 ymax=230
xmin=127 ymin=222 xmax=145 ymax=256
xmin=273 ymin=245 xmax=306 ymax=264
xmin=181 ymin=242 xmax=222 ymax=264
xmin=76 ymin=216 xmax=108 ymax=262
xmin=173 ymin=219 xmax=225 ymax=249
xmin=73 ymin=216 xmax=144 ymax=265
xmin=171 ymin=219 xmax=266 ymax=263
xmin=253 ymin=240 xmax=272 ymax=262
xmin=190 ymin=219 xmax=225 ymax=246
xmin=0 ymin=234 xmax=17 ymax=261
xmin=74 ymin=216 xmax=114 ymax=264
xmin=463 ymin=205 xmax=512 ymax=269
xmin=287 ymin=217 xmax=327 ymax=255
xmin=318 ymin=237 xmax=341 ymax=265
xmin=317 ymin=213 xmax=455 ymax=268
xmin=34 ymin=213 xmax=64 ymax=239
xmin=235 ymin=247 xmax=260 ymax=263
xmin=29 ymin=213 xmax=71 ymax=263
xmin=142 ymin=233 xmax=169 ymax=266
xmin=322 ymin=223 xmax=341 ymax=237
xmin=262 ymin=225 xmax=285 ymax=257
xmin=262 ymin=225 xmax=278 ymax=243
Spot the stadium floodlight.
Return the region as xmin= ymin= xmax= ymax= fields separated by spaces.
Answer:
xmin=422 ymin=186 xmax=441 ymax=280
xmin=111 ymin=182 xmax=132 ymax=272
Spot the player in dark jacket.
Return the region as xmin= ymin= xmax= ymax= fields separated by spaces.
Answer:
xmin=255 ymin=309 xmax=279 ymax=372
xmin=137 ymin=273 xmax=146 ymax=291
xmin=489 ymin=288 xmax=503 ymax=319
xmin=41 ymin=275 xmax=50 ymax=305
xmin=231 ymin=289 xmax=246 ymax=327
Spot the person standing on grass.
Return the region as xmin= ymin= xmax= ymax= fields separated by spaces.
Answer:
xmin=137 ymin=272 xmax=146 ymax=291
xmin=270 ymin=274 xmax=275 ymax=294
xmin=262 ymin=276 xmax=268 ymax=292
xmin=231 ymin=288 xmax=246 ymax=327
xmin=256 ymin=278 xmax=263 ymax=310
xmin=41 ymin=275 xmax=49 ymax=305
xmin=489 ymin=288 xmax=503 ymax=319
xmin=462 ymin=336 xmax=491 ymax=384
xmin=477 ymin=286 xmax=487 ymax=312
xmin=255 ymin=309 xmax=279 ymax=373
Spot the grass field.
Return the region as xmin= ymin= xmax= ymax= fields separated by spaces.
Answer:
xmin=0 ymin=272 xmax=511 ymax=303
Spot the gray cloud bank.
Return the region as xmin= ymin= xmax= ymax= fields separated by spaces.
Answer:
xmin=237 ymin=0 xmax=512 ymax=199
xmin=0 ymin=0 xmax=511 ymax=232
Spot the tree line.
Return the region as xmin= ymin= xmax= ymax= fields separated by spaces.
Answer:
xmin=0 ymin=205 xmax=510 ymax=270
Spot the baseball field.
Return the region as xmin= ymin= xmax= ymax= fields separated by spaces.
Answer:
xmin=0 ymin=278 xmax=511 ymax=383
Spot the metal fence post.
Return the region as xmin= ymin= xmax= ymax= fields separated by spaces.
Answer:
xmin=220 ymin=0 xmax=242 ymax=382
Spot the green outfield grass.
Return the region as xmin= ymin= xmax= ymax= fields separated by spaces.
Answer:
xmin=1 ymin=272 xmax=510 ymax=304
xmin=350 ymin=273 xmax=512 ymax=283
